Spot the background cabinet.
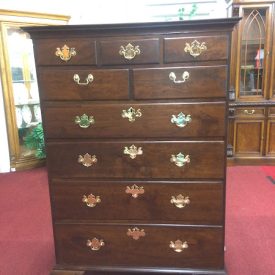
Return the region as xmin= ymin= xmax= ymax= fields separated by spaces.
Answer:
xmin=226 ymin=0 xmax=275 ymax=165
xmin=0 ymin=10 xmax=70 ymax=171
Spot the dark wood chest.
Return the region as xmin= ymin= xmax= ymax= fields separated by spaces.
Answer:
xmin=24 ymin=18 xmax=239 ymax=274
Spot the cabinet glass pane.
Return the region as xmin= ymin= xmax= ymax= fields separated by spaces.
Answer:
xmin=6 ymin=27 xmax=42 ymax=158
xmin=240 ymin=8 xmax=267 ymax=97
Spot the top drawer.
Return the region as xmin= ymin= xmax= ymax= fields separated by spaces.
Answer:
xmin=164 ymin=35 xmax=229 ymax=63
xmin=99 ymin=38 xmax=160 ymax=65
xmin=34 ymin=39 xmax=96 ymax=65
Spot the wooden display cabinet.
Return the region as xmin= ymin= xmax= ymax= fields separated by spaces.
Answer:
xmin=0 ymin=10 xmax=70 ymax=171
xmin=226 ymin=0 xmax=275 ymax=165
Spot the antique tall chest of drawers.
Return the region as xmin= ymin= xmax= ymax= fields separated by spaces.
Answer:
xmin=24 ymin=18 xmax=239 ymax=274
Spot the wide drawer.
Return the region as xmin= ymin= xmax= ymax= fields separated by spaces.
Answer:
xmin=54 ymin=224 xmax=224 ymax=269
xmin=99 ymin=38 xmax=160 ymax=65
xmin=47 ymin=141 xmax=225 ymax=179
xmin=34 ymin=38 xmax=96 ymax=65
xmin=51 ymin=179 xmax=223 ymax=225
xmin=164 ymin=35 xmax=229 ymax=63
xmin=38 ymin=68 xmax=129 ymax=100
xmin=133 ymin=66 xmax=227 ymax=99
xmin=43 ymin=102 xmax=226 ymax=138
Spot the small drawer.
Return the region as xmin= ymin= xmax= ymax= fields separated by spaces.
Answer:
xmin=34 ymin=39 xmax=96 ymax=65
xmin=52 ymin=179 xmax=224 ymax=225
xmin=46 ymin=141 xmax=225 ymax=179
xmin=38 ymin=68 xmax=129 ymax=100
xmin=234 ymin=107 xmax=265 ymax=118
xmin=99 ymin=38 xmax=160 ymax=65
xmin=54 ymin=224 xmax=224 ymax=269
xmin=133 ymin=65 xmax=227 ymax=99
xmin=164 ymin=35 xmax=229 ymax=63
xmin=43 ymin=102 xmax=226 ymax=139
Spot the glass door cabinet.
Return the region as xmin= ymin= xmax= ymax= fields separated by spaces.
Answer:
xmin=0 ymin=10 xmax=69 ymax=170
xmin=226 ymin=1 xmax=275 ymax=164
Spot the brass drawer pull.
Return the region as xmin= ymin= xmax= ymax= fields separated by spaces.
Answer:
xmin=243 ymin=109 xmax=255 ymax=115
xmin=119 ymin=43 xmax=141 ymax=60
xmin=73 ymin=74 xmax=94 ymax=85
xmin=184 ymin=40 xmax=207 ymax=58
xmin=55 ymin=44 xmax=76 ymax=61
xmin=127 ymin=227 xmax=146 ymax=240
xmin=122 ymin=107 xmax=142 ymax=122
xmin=171 ymin=113 xmax=191 ymax=128
xmin=170 ymin=194 xmax=190 ymax=208
xmin=82 ymin=194 xmax=101 ymax=207
xmin=75 ymin=114 xmax=95 ymax=128
xmin=124 ymin=145 xmax=143 ymax=159
xmin=170 ymin=153 xmax=190 ymax=167
xmin=169 ymin=71 xmax=190 ymax=84
xmin=169 ymin=240 xmax=189 ymax=253
xmin=78 ymin=153 xmax=97 ymax=167
xmin=125 ymin=184 xmax=144 ymax=198
xmin=87 ymin=238 xmax=105 ymax=251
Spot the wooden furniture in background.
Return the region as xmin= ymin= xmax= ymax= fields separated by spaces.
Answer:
xmin=226 ymin=0 xmax=275 ymax=165
xmin=24 ymin=18 xmax=238 ymax=274
xmin=0 ymin=10 xmax=70 ymax=171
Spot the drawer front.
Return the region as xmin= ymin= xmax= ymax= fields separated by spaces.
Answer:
xmin=34 ymin=39 xmax=96 ymax=65
xmin=54 ymin=224 xmax=224 ymax=269
xmin=234 ymin=107 xmax=265 ymax=118
xmin=164 ymin=35 xmax=228 ymax=63
xmin=133 ymin=66 xmax=227 ymax=99
xmin=52 ymin=180 xmax=223 ymax=225
xmin=99 ymin=38 xmax=160 ymax=65
xmin=43 ymin=102 xmax=226 ymax=138
xmin=47 ymin=141 xmax=225 ymax=179
xmin=38 ymin=68 xmax=129 ymax=100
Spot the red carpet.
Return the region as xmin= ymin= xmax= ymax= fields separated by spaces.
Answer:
xmin=0 ymin=166 xmax=274 ymax=275
xmin=225 ymin=166 xmax=275 ymax=275
xmin=0 ymin=168 xmax=54 ymax=275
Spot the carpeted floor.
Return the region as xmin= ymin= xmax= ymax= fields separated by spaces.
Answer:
xmin=0 ymin=166 xmax=274 ymax=275
xmin=225 ymin=166 xmax=275 ymax=275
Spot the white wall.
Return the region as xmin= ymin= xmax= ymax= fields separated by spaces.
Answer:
xmin=0 ymin=0 xmax=227 ymax=24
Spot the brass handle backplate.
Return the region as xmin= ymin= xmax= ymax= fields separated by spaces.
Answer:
xmin=124 ymin=145 xmax=143 ymax=159
xmin=82 ymin=194 xmax=101 ymax=207
xmin=171 ymin=194 xmax=190 ymax=208
xmin=119 ymin=43 xmax=141 ymax=60
xmin=87 ymin=238 xmax=105 ymax=251
xmin=122 ymin=107 xmax=142 ymax=122
xmin=184 ymin=40 xmax=207 ymax=58
xmin=171 ymin=113 xmax=192 ymax=128
xmin=78 ymin=153 xmax=97 ymax=167
xmin=127 ymin=227 xmax=146 ymax=240
xmin=125 ymin=184 xmax=144 ymax=198
xmin=169 ymin=71 xmax=190 ymax=84
xmin=169 ymin=240 xmax=189 ymax=253
xmin=55 ymin=44 xmax=76 ymax=61
xmin=73 ymin=74 xmax=94 ymax=85
xmin=170 ymin=153 xmax=190 ymax=167
xmin=75 ymin=114 xmax=95 ymax=128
